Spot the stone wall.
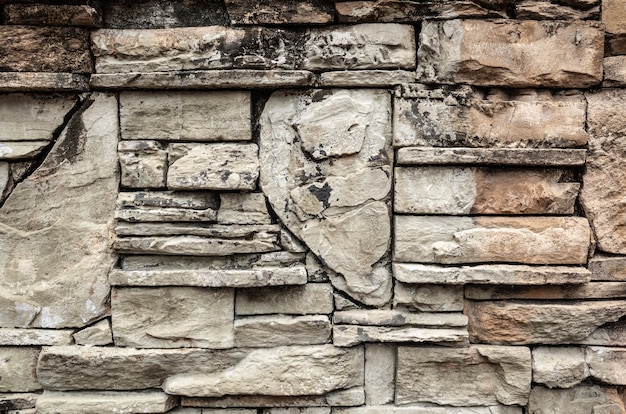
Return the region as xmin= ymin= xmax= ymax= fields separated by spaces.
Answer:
xmin=1 ymin=1 xmax=625 ymax=413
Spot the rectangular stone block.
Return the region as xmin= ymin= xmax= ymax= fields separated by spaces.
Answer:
xmin=394 ymin=167 xmax=578 ymax=215
xmin=333 ymin=325 xmax=468 ymax=347
xmin=394 ymin=216 xmax=591 ymax=265
xmin=0 ymin=347 xmax=40 ymax=392
xmin=465 ymin=282 xmax=626 ymax=300
xmin=218 ymin=193 xmax=272 ymax=225
xmin=234 ymin=315 xmax=331 ymax=347
xmin=36 ymin=391 xmax=178 ymax=414
xmin=318 ymin=70 xmax=415 ymax=87
xmin=72 ymin=319 xmax=112 ymax=346
xmin=236 ymin=283 xmax=334 ymax=315
xmin=115 ymin=191 xmax=219 ymax=222
xmin=604 ymin=56 xmax=626 ymax=87
xmin=529 ymin=385 xmax=626 ymax=414
xmin=532 ymin=347 xmax=587 ymax=389
xmin=396 ymin=346 xmax=531 ymax=406
xmin=335 ymin=406 xmax=522 ymax=414
xmin=120 ymin=91 xmax=251 ymax=141
xmin=417 ymin=20 xmax=603 ymax=87
xmin=225 ymin=0 xmax=333 ymax=24
xmin=167 ymin=143 xmax=259 ymax=191
xmin=0 ymin=329 xmax=73 ymax=346
xmin=576 ymin=317 xmax=626 ymax=347
xmin=0 ymin=141 xmax=49 ymax=160
xmin=586 ymin=346 xmax=626 ymax=385
xmin=333 ymin=310 xmax=468 ymax=327
xmin=0 ymin=73 xmax=89 ymax=93
xmin=112 ymin=287 xmax=234 ymax=349
xmin=364 ymin=344 xmax=395 ymax=405
xmin=118 ymin=141 xmax=167 ymax=189
xmin=590 ymin=255 xmax=626 ymax=281
xmin=393 ymin=283 xmax=463 ymax=312
xmin=394 ymin=85 xmax=588 ymax=148
xmin=0 ymin=26 xmax=92 ymax=73
xmin=4 ymin=4 xmax=102 ymax=27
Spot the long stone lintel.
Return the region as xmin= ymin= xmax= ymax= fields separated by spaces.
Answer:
xmin=0 ymin=73 xmax=90 ymax=92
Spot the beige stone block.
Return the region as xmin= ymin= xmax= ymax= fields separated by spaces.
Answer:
xmin=590 ymin=255 xmax=626 ymax=281
xmin=393 ymin=283 xmax=463 ymax=312
xmin=333 ymin=325 xmax=468 ymax=347
xmin=604 ymin=56 xmax=626 ymax=86
xmin=587 ymin=346 xmax=626 ymax=385
xmin=0 ymin=94 xmax=76 ymax=141
xmin=218 ymin=193 xmax=272 ymax=225
xmin=36 ymin=391 xmax=178 ymax=414
xmin=603 ymin=0 xmax=626 ymax=35
xmin=532 ymin=347 xmax=588 ymax=388
xmin=235 ymin=315 xmax=331 ymax=347
xmin=0 ymin=329 xmax=72 ymax=346
xmin=0 ymin=347 xmax=40 ymax=392
xmin=115 ymin=191 xmax=219 ymax=222
xmin=0 ymin=73 xmax=89 ymax=92
xmin=118 ymin=140 xmax=167 ymax=189
xmin=4 ymin=4 xmax=101 ymax=27
xmin=333 ymin=310 xmax=467 ymax=327
xmin=364 ymin=344 xmax=395 ymax=405
xmin=72 ymin=319 xmax=112 ymax=346
xmin=528 ymin=385 xmax=626 ymax=414
xmin=236 ymin=283 xmax=334 ymax=315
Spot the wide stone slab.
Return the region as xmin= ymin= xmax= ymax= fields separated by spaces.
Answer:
xmin=395 ymin=167 xmax=578 ymax=215
xmin=234 ymin=315 xmax=331 ymax=347
xmin=120 ymin=91 xmax=251 ymax=141
xmin=394 ymin=216 xmax=590 ymax=265
xmin=0 ymin=347 xmax=40 ymax=392
xmin=0 ymin=329 xmax=73 ymax=345
xmin=394 ymin=85 xmax=588 ymax=148
xmin=0 ymin=93 xmax=118 ymax=328
xmin=36 ymin=391 xmax=178 ymax=414
xmin=0 ymin=73 xmax=89 ymax=92
xmin=162 ymin=345 xmax=364 ymax=397
xmin=528 ymin=385 xmax=626 ymax=414
xmin=318 ymin=70 xmax=415 ymax=87
xmin=467 ymin=301 xmax=626 ymax=344
xmin=259 ymin=89 xmax=393 ymax=306
xmin=112 ymin=287 xmax=234 ymax=348
xmin=396 ymin=346 xmax=531 ymax=406
xmin=417 ymin=20 xmax=603 ymax=87
xmin=333 ymin=310 xmax=468 ymax=327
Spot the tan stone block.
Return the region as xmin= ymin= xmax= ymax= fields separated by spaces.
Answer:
xmin=36 ymin=391 xmax=178 ymax=414
xmin=590 ymin=255 xmax=626 ymax=281
xmin=333 ymin=325 xmax=468 ymax=347
xmin=234 ymin=315 xmax=331 ymax=347
xmin=528 ymin=385 xmax=626 ymax=414
xmin=0 ymin=329 xmax=72 ymax=346
xmin=218 ymin=193 xmax=272 ymax=225
xmin=364 ymin=344 xmax=395 ymax=405
xmin=604 ymin=56 xmax=626 ymax=86
xmin=465 ymin=282 xmax=626 ymax=300
xmin=72 ymin=319 xmax=112 ymax=346
xmin=393 ymin=283 xmax=463 ymax=311
xmin=4 ymin=4 xmax=101 ymax=27
xmin=603 ymin=0 xmax=626 ymax=35
xmin=587 ymin=346 xmax=626 ymax=385
xmin=532 ymin=347 xmax=588 ymax=388
xmin=0 ymin=73 xmax=89 ymax=92
xmin=0 ymin=347 xmax=40 ymax=392
xmin=118 ymin=140 xmax=167 ymax=188
xmin=236 ymin=283 xmax=334 ymax=315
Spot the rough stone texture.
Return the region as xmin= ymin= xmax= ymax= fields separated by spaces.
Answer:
xmin=0 ymin=162 xmax=8 ymax=197
xmin=0 ymin=347 xmax=40 ymax=392
xmin=335 ymin=407 xmax=522 ymax=414
xmin=234 ymin=315 xmax=331 ymax=347
xmin=0 ymin=393 xmax=38 ymax=411
xmin=102 ymin=0 xmax=228 ymax=28
xmin=590 ymin=255 xmax=626 ymax=281
xmin=394 ymin=85 xmax=588 ymax=148
xmin=532 ymin=347 xmax=588 ymax=388
xmin=333 ymin=310 xmax=468 ymax=327
xmin=4 ymin=4 xmax=102 ymax=27
xmin=115 ymin=191 xmax=219 ymax=222
xmin=260 ymin=89 xmax=393 ymax=306
xmin=586 ymin=346 xmax=626 ymax=385
xmin=603 ymin=0 xmax=626 ymax=36
xmin=318 ymin=70 xmax=415 ymax=87
xmin=112 ymin=287 xmax=234 ymax=349
xmin=393 ymin=263 xmax=591 ymax=285
xmin=218 ymin=193 xmax=272 ymax=225
xmin=162 ymin=345 xmax=364 ymax=397
xmin=120 ymin=91 xmax=251 ymax=141
xmin=417 ymin=20 xmax=603 ymax=87
xmin=0 ymin=73 xmax=89 ymax=92
xmin=72 ymin=319 xmax=113 ymax=346
xmin=167 ymin=143 xmax=259 ymax=191
xmin=581 ymin=89 xmax=626 ymax=254
xmin=0 ymin=329 xmax=72 ymax=346
xmin=236 ymin=283 xmax=334 ymax=315
xmin=393 ymin=283 xmax=464 ymax=311
xmin=465 ymin=282 xmax=626 ymax=300
xmin=333 ymin=325 xmax=469 ymax=347
xmin=394 ymin=167 xmax=578 ymax=215
xmin=118 ymin=141 xmax=167 ymax=189
xmin=225 ymin=0 xmax=334 ymax=24
xmin=576 ymin=317 xmax=626 ymax=347
xmin=0 ymin=141 xmax=49 ymax=160
xmin=528 ymin=385 xmax=626 ymax=414
xmin=364 ymin=344 xmax=395 ymax=405
xmin=0 ymin=26 xmax=92 ymax=73
xmin=0 ymin=93 xmax=118 ymax=328
xmin=36 ymin=391 xmax=178 ymax=414
xmin=394 ymin=216 xmax=590 ymax=265
xmin=604 ymin=56 xmax=626 ymax=87
xmin=0 ymin=94 xmax=76 ymax=141
xmin=396 ymin=346 xmax=531 ymax=406
xmin=467 ymin=301 xmax=626 ymax=344
xmin=515 ymin=1 xmax=599 ymax=19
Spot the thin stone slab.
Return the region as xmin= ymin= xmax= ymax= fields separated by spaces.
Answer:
xmin=394 ymin=216 xmax=591 ymax=265
xmin=465 ymin=282 xmax=626 ymax=300
xmin=318 ymin=70 xmax=415 ymax=87
xmin=393 ymin=263 xmax=591 ymax=285
xmin=532 ymin=347 xmax=588 ymax=389
xmin=36 ymin=391 xmax=178 ymax=414
xmin=393 ymin=283 xmax=463 ymax=312
xmin=120 ymin=91 xmax=251 ymax=141
xmin=218 ymin=193 xmax=272 ymax=225
xmin=0 ymin=141 xmax=49 ymax=160
xmin=0 ymin=94 xmax=76 ymax=141
xmin=73 ymin=319 xmax=112 ymax=346
xmin=335 ymin=407 xmax=522 ymax=414
xmin=575 ymin=317 xmax=626 ymax=347
xmin=91 ymin=70 xmax=315 ymax=90
xmin=234 ymin=315 xmax=331 ymax=347
xmin=589 ymin=255 xmax=626 ymax=281
xmin=236 ymin=283 xmax=334 ymax=315
xmin=4 ymin=4 xmax=102 ymax=27
xmin=333 ymin=325 xmax=469 ymax=347
xmin=115 ymin=208 xmax=218 ymax=223
xmin=114 ymin=235 xmax=279 ymax=256
xmin=109 ymin=266 xmax=308 ymax=288
xmin=396 ymin=346 xmax=531 ymax=406
xmin=0 ymin=73 xmax=89 ymax=92
xmin=0 ymin=347 xmax=40 ymax=392
xmin=116 ymin=191 xmax=219 ymax=222
xmin=0 ymin=393 xmax=38 ymax=411
xmin=515 ymin=1 xmax=599 ymax=19
xmin=224 ymin=0 xmax=334 ymax=24
xmin=396 ymin=148 xmax=587 ymax=166
xmin=333 ymin=310 xmax=467 ymax=327
xmin=115 ymin=224 xmax=278 ymax=238
xmin=417 ymin=20 xmax=603 ymax=87
xmin=528 ymin=385 xmax=626 ymax=414
xmin=0 ymin=329 xmax=73 ymax=345
xmin=586 ymin=346 xmax=626 ymax=385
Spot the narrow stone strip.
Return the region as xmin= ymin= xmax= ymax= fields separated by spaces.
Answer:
xmin=0 ymin=73 xmax=89 ymax=92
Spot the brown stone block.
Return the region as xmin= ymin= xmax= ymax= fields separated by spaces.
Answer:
xmin=4 ymin=4 xmax=101 ymax=27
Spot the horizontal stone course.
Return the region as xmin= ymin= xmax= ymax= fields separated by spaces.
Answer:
xmin=396 ymin=148 xmax=587 ymax=166
xmin=36 ymin=391 xmax=178 ymax=414
xmin=0 ymin=73 xmax=89 ymax=92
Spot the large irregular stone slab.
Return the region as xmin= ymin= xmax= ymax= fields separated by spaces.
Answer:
xmin=395 ymin=167 xmax=578 ymax=215
xmin=120 ymin=91 xmax=251 ymax=141
xmin=102 ymin=0 xmax=228 ymax=28
xmin=465 ymin=282 xmax=626 ymax=300
xmin=4 ymin=4 xmax=102 ymax=27
xmin=234 ymin=315 xmax=331 ymax=347
xmin=236 ymin=283 xmax=333 ymax=315
xmin=467 ymin=300 xmax=626 ymax=344
xmin=581 ymin=89 xmax=626 ymax=254
xmin=394 ymin=85 xmax=588 ymax=148
xmin=259 ymin=89 xmax=393 ymax=306
xmin=0 ymin=93 xmax=118 ymax=328
xmin=36 ymin=391 xmax=178 ymax=414
xmin=528 ymin=385 xmax=626 ymax=414
xmin=0 ymin=329 xmax=73 ymax=346
xmin=532 ymin=347 xmax=588 ymax=388
xmin=586 ymin=346 xmax=626 ymax=385
xmin=417 ymin=20 xmax=603 ymax=87
xmin=394 ymin=216 xmax=590 ymax=265
xmin=0 ymin=73 xmax=89 ymax=92
xmin=225 ymin=0 xmax=334 ymax=24
xmin=162 ymin=345 xmax=364 ymax=397
xmin=0 ymin=347 xmax=41 ymax=392
xmin=112 ymin=287 xmax=234 ymax=349
xmin=396 ymin=346 xmax=531 ymax=406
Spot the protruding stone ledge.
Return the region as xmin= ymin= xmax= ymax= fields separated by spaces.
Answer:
xmin=109 ymin=266 xmax=307 ymax=287
xmin=0 ymin=329 xmax=73 ymax=346
xmin=236 ymin=283 xmax=333 ymax=315
xmin=318 ymin=70 xmax=415 ymax=87
xmin=333 ymin=325 xmax=469 ymax=347
xmin=234 ymin=315 xmax=331 ymax=347
xmin=333 ymin=310 xmax=468 ymax=327
xmin=0 ymin=73 xmax=89 ymax=92
xmin=0 ymin=141 xmax=49 ymax=160
xmin=466 ymin=282 xmax=626 ymax=300
xmin=334 ymin=406 xmax=522 ymax=414
xmin=396 ymin=148 xmax=587 ymax=166
xmin=36 ymin=391 xmax=178 ymax=414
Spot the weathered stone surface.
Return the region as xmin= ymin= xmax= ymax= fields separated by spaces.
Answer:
xmin=532 ymin=347 xmax=588 ymax=388
xmin=0 ymin=93 xmax=118 ymax=328
xmin=393 ymin=263 xmax=591 ymax=285
xmin=162 ymin=345 xmax=364 ymax=397
xmin=364 ymin=344 xmax=395 ymax=405
xmin=417 ymin=20 xmax=603 ymax=87
xmin=172 ymin=410 xmax=255 ymax=414
xmin=333 ymin=325 xmax=468 ymax=347
xmin=394 ymin=85 xmax=588 ymax=148
xmin=582 ymin=89 xmax=626 ymax=254
xmin=393 ymin=283 xmax=464 ymax=311
xmin=587 ymin=346 xmax=626 ymax=385
xmin=4 ymin=4 xmax=101 ymax=27
xmin=234 ymin=315 xmax=331 ymax=347
xmin=112 ymin=287 xmax=234 ymax=349
xmin=236 ymin=283 xmax=333 ymax=315
xmin=396 ymin=147 xmax=587 ymax=166
xmin=118 ymin=141 xmax=167 ymax=189
xmin=0 ymin=94 xmax=76 ymax=141
xmin=590 ymin=255 xmax=626 ymax=281
xmin=120 ymin=91 xmax=251 ymax=141
xmin=260 ymin=89 xmax=393 ymax=306
xmin=102 ymin=0 xmax=228 ymax=28
xmin=73 ymin=319 xmax=112 ymax=346
xmin=333 ymin=310 xmax=468 ymax=327
xmin=168 ymin=143 xmax=259 ymax=191
xmin=280 ymin=228 xmax=308 ymax=253
xmin=603 ymin=0 xmax=626 ymax=36
xmin=0 ymin=329 xmax=72 ymax=346
xmin=0 ymin=73 xmax=89 ymax=92
xmin=36 ymin=391 xmax=178 ymax=414
xmin=110 ymin=266 xmax=307 ymax=288
xmin=225 ymin=0 xmax=333 ymax=24
xmin=116 ymin=191 xmax=219 ymax=222
xmin=218 ymin=193 xmax=272 ymax=225
xmin=335 ymin=407 xmax=522 ymax=414
xmin=516 ymin=1 xmax=599 ymax=19
xmin=0 ymin=347 xmax=40 ymax=392
xmin=0 ymin=163 xmax=8 ymax=197
xmin=465 ymin=282 xmax=626 ymax=300
xmin=467 ymin=301 xmax=626 ymax=344
xmin=604 ymin=56 xmax=626 ymax=86
xmin=528 ymin=385 xmax=626 ymax=414
xmin=577 ymin=317 xmax=626 ymax=347
xmin=394 ymin=216 xmax=590 ymax=265
xmin=395 ymin=167 xmax=578 ymax=215
xmin=318 ymin=70 xmax=415 ymax=87
xmin=396 ymin=346 xmax=531 ymax=406
xmin=0 ymin=393 xmax=38 ymax=411
xmin=0 ymin=141 xmax=49 ymax=160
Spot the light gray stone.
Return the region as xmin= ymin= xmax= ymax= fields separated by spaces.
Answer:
xmin=396 ymin=346 xmax=531 ymax=406
xmin=0 ymin=141 xmax=49 ymax=160
xmin=334 ymin=406 xmax=523 ymax=414
xmin=263 ymin=409 xmax=329 ymax=414
xmin=333 ymin=310 xmax=467 ymax=327
xmin=0 ymin=73 xmax=89 ymax=92
xmin=0 ymin=393 xmax=38 ymax=411
xmin=393 ymin=283 xmax=463 ymax=312
xmin=234 ymin=315 xmax=331 ymax=347
xmin=587 ymin=346 xmax=626 ymax=385
xmin=280 ymin=228 xmax=308 ymax=253
xmin=0 ymin=163 xmax=8 ymax=196
xmin=120 ymin=91 xmax=251 ymax=141
xmin=318 ymin=70 xmax=415 ymax=87
xmin=0 ymin=329 xmax=72 ymax=346
xmin=112 ymin=287 xmax=234 ymax=348
xmin=236 ymin=283 xmax=334 ymax=315
xmin=590 ymin=255 xmax=626 ymax=281
xmin=162 ymin=345 xmax=364 ymax=397
xmin=72 ymin=319 xmax=112 ymax=346
xmin=528 ymin=385 xmax=626 ymax=414
xmin=0 ymin=93 xmax=118 ymax=328
xmin=114 ymin=235 xmax=279 ymax=256
xmin=218 ymin=193 xmax=272 ymax=225
xmin=0 ymin=94 xmax=76 ymax=141
xmin=333 ymin=325 xmax=468 ymax=347
xmin=464 ymin=282 xmax=626 ymax=300
xmin=116 ymin=223 xmax=278 ymax=238
xmin=532 ymin=347 xmax=588 ymax=388
xmin=115 ymin=191 xmax=219 ymax=222
xmin=36 ymin=391 xmax=178 ymax=414
xmin=364 ymin=344 xmax=395 ymax=405
xmin=576 ymin=317 xmax=626 ymax=347
xmin=118 ymin=140 xmax=167 ymax=189
xmin=0 ymin=347 xmax=40 ymax=392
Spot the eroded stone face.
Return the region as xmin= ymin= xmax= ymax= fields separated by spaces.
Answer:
xmin=259 ymin=89 xmax=393 ymax=306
